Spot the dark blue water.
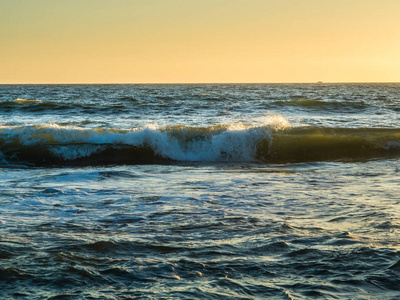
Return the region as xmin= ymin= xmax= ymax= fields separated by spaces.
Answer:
xmin=1 ymin=84 xmax=400 ymax=299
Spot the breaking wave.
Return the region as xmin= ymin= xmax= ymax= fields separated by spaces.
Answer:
xmin=0 ymin=122 xmax=400 ymax=166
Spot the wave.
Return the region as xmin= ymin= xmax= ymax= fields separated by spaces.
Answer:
xmin=272 ymin=99 xmax=367 ymax=110
xmin=0 ymin=123 xmax=399 ymax=166
xmin=0 ymin=99 xmax=124 ymax=113
xmin=0 ymin=99 xmax=77 ymax=112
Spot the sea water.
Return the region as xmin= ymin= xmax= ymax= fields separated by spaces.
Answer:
xmin=0 ymin=84 xmax=400 ymax=299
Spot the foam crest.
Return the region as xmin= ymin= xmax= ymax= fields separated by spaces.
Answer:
xmin=260 ymin=115 xmax=291 ymax=130
xmin=148 ymin=124 xmax=271 ymax=161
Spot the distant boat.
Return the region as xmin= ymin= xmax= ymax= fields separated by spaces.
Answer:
xmin=317 ymin=81 xmax=323 ymax=84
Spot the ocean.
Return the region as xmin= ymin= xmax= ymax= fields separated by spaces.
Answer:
xmin=0 ymin=83 xmax=400 ymax=299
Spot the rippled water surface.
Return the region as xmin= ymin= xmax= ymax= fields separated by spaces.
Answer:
xmin=1 ymin=84 xmax=400 ymax=299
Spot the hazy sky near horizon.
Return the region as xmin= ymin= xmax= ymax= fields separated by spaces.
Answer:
xmin=1 ymin=0 xmax=400 ymax=83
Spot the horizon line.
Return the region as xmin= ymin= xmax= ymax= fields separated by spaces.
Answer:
xmin=0 ymin=81 xmax=399 ymax=85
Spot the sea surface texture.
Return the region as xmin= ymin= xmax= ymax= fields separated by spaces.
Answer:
xmin=1 ymin=83 xmax=400 ymax=299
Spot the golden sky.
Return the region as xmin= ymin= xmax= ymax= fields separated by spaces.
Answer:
xmin=1 ymin=0 xmax=399 ymax=83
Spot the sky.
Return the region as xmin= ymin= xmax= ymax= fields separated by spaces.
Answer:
xmin=1 ymin=0 xmax=400 ymax=84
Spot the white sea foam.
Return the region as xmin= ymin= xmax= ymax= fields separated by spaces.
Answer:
xmin=0 ymin=119 xmax=287 ymax=162
xmin=260 ymin=114 xmax=291 ymax=130
xmin=145 ymin=124 xmax=272 ymax=162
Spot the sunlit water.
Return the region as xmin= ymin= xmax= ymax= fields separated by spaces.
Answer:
xmin=1 ymin=84 xmax=400 ymax=299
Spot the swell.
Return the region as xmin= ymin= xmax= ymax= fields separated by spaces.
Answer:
xmin=261 ymin=127 xmax=400 ymax=163
xmin=0 ymin=99 xmax=134 ymax=113
xmin=3 ymin=98 xmax=400 ymax=116
xmin=272 ymin=99 xmax=368 ymax=110
xmin=0 ymin=124 xmax=400 ymax=166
